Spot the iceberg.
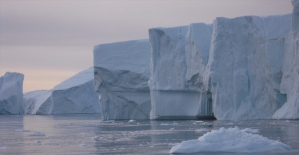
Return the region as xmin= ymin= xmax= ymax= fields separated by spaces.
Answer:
xmin=149 ymin=24 xmax=215 ymax=119
xmin=148 ymin=12 xmax=294 ymax=120
xmin=93 ymin=39 xmax=151 ymax=120
xmin=170 ymin=127 xmax=291 ymax=153
xmin=272 ymin=0 xmax=299 ymax=119
xmin=23 ymin=67 xmax=100 ymax=114
xmin=203 ymin=14 xmax=292 ymax=120
xmin=0 ymin=72 xmax=24 ymax=114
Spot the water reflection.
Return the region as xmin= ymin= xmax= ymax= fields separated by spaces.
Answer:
xmin=0 ymin=115 xmax=298 ymax=155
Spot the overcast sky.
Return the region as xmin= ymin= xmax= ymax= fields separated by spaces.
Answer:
xmin=0 ymin=0 xmax=293 ymax=92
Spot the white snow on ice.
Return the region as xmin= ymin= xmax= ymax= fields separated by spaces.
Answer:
xmin=170 ymin=127 xmax=291 ymax=154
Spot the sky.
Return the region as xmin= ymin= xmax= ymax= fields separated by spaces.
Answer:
xmin=0 ymin=0 xmax=293 ymax=93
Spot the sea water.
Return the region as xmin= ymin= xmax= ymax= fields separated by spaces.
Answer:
xmin=0 ymin=114 xmax=298 ymax=155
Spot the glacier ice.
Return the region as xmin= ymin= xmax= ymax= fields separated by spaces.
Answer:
xmin=272 ymin=0 xmax=299 ymax=119
xmin=148 ymin=13 xmax=296 ymax=120
xmin=91 ymin=0 xmax=298 ymax=120
xmin=23 ymin=67 xmax=100 ymax=114
xmin=204 ymin=14 xmax=292 ymax=120
xmin=93 ymin=39 xmax=151 ymax=120
xmin=170 ymin=127 xmax=291 ymax=153
xmin=0 ymin=72 xmax=24 ymax=115
xmin=149 ymin=24 xmax=214 ymax=119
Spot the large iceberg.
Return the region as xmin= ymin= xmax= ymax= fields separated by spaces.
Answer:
xmin=0 ymin=72 xmax=24 ymax=115
xmin=203 ymin=14 xmax=292 ymax=120
xmin=93 ymin=39 xmax=151 ymax=120
xmin=149 ymin=24 xmax=215 ymax=119
xmin=170 ymin=127 xmax=291 ymax=153
xmin=148 ymin=12 xmax=295 ymax=120
xmin=23 ymin=67 xmax=100 ymax=114
xmin=272 ymin=0 xmax=299 ymax=119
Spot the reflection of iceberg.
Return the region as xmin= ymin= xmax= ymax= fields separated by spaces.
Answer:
xmin=93 ymin=40 xmax=151 ymax=120
xmin=170 ymin=127 xmax=291 ymax=153
xmin=23 ymin=68 xmax=100 ymax=114
xmin=0 ymin=72 xmax=24 ymax=115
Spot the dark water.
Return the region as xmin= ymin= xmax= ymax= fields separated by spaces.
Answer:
xmin=0 ymin=114 xmax=298 ymax=155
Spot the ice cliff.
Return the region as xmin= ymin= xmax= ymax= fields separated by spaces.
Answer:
xmin=272 ymin=0 xmax=299 ymax=119
xmin=23 ymin=68 xmax=100 ymax=114
xmin=93 ymin=40 xmax=151 ymax=120
xmin=149 ymin=11 xmax=296 ymax=120
xmin=149 ymin=24 xmax=214 ymax=119
xmin=0 ymin=72 xmax=24 ymax=115
xmin=93 ymin=0 xmax=298 ymax=120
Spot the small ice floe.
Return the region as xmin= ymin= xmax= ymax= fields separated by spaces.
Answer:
xmin=193 ymin=121 xmax=204 ymax=125
xmin=169 ymin=128 xmax=175 ymax=131
xmin=170 ymin=126 xmax=291 ymax=154
xmin=29 ymin=132 xmax=45 ymax=136
xmin=14 ymin=129 xmax=30 ymax=132
xmin=36 ymin=140 xmax=42 ymax=144
xmin=242 ymin=128 xmax=259 ymax=134
xmin=195 ymin=128 xmax=210 ymax=133
xmin=78 ymin=143 xmax=86 ymax=147
xmin=92 ymin=136 xmax=100 ymax=141
xmin=128 ymin=120 xmax=136 ymax=123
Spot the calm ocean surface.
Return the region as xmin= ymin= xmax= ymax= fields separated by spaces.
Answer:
xmin=0 ymin=114 xmax=298 ymax=155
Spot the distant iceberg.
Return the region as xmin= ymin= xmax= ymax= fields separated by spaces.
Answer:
xmin=23 ymin=67 xmax=100 ymax=114
xmin=0 ymin=72 xmax=24 ymax=114
xmin=170 ymin=127 xmax=291 ymax=153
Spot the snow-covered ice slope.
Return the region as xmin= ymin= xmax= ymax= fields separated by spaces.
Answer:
xmin=0 ymin=72 xmax=24 ymax=114
xmin=170 ymin=127 xmax=291 ymax=153
xmin=93 ymin=40 xmax=151 ymax=120
xmin=273 ymin=0 xmax=299 ymax=119
xmin=23 ymin=68 xmax=100 ymax=114
xmin=149 ymin=24 xmax=215 ymax=119
xmin=203 ymin=14 xmax=292 ymax=120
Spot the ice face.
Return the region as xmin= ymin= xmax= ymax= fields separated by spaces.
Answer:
xmin=149 ymin=25 xmax=214 ymax=120
xmin=93 ymin=40 xmax=151 ymax=120
xmin=148 ymin=13 xmax=294 ymax=120
xmin=23 ymin=68 xmax=101 ymax=114
xmin=0 ymin=72 xmax=24 ymax=114
xmin=272 ymin=0 xmax=299 ymax=119
xmin=170 ymin=127 xmax=291 ymax=153
xmin=204 ymin=14 xmax=292 ymax=120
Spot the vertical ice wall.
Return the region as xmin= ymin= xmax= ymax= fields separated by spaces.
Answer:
xmin=0 ymin=72 xmax=24 ymax=114
xmin=203 ymin=14 xmax=292 ymax=120
xmin=93 ymin=40 xmax=151 ymax=120
xmin=149 ymin=24 xmax=215 ymax=119
xmin=273 ymin=0 xmax=299 ymax=119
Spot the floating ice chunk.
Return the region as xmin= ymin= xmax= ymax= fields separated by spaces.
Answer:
xmin=29 ymin=132 xmax=45 ymax=136
xmin=128 ymin=120 xmax=136 ymax=123
xmin=170 ymin=127 xmax=291 ymax=153
xmin=36 ymin=140 xmax=42 ymax=144
xmin=14 ymin=129 xmax=30 ymax=132
xmin=195 ymin=128 xmax=210 ymax=133
xmin=242 ymin=128 xmax=259 ymax=134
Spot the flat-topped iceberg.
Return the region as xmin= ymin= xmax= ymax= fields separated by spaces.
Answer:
xmin=149 ymin=24 xmax=215 ymax=120
xmin=170 ymin=127 xmax=291 ymax=153
xmin=93 ymin=39 xmax=151 ymax=120
xmin=23 ymin=67 xmax=100 ymax=114
xmin=0 ymin=72 xmax=24 ymax=114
